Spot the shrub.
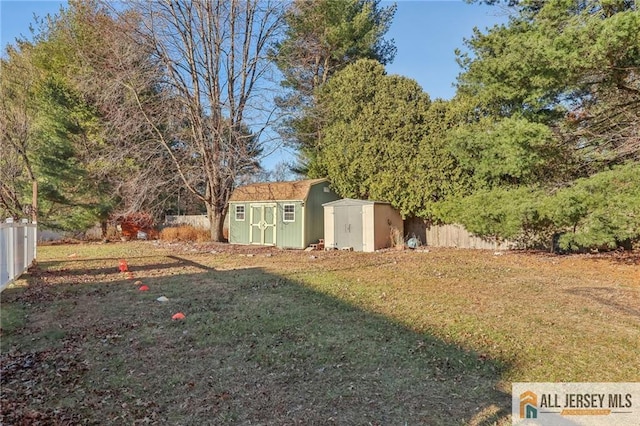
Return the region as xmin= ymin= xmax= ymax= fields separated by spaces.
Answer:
xmin=548 ymin=163 xmax=640 ymax=251
xmin=159 ymin=225 xmax=210 ymax=242
xmin=436 ymin=163 xmax=640 ymax=251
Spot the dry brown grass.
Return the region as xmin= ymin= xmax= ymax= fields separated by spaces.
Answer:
xmin=1 ymin=242 xmax=638 ymax=425
xmin=159 ymin=225 xmax=209 ymax=242
xmin=389 ymin=226 xmax=404 ymax=248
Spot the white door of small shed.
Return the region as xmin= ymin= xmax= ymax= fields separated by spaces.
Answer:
xmin=333 ymin=204 xmax=364 ymax=251
xmin=323 ymin=199 xmax=373 ymax=252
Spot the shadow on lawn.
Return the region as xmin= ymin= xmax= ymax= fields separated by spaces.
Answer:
xmin=35 ymin=254 xmax=215 ymax=277
xmin=1 ymin=258 xmax=512 ymax=425
xmin=566 ymin=287 xmax=640 ymax=319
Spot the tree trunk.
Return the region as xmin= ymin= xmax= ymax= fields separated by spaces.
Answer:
xmin=207 ymin=204 xmax=225 ymax=242
xmin=123 ymin=1 xmax=282 ymax=234
xmin=101 ymin=220 xmax=108 ymax=239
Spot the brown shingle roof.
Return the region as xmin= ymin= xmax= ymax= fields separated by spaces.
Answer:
xmin=229 ymin=179 xmax=327 ymax=202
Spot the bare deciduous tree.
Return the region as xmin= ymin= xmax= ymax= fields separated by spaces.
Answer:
xmin=119 ymin=0 xmax=285 ymax=241
xmin=61 ymin=2 xmax=183 ymax=224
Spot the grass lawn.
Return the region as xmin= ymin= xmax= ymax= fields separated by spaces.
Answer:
xmin=1 ymin=241 xmax=639 ymax=425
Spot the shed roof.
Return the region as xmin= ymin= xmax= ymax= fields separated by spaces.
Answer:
xmin=322 ymin=198 xmax=392 ymax=207
xmin=229 ymin=179 xmax=328 ymax=202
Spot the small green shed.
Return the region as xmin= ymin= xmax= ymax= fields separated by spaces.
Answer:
xmin=228 ymin=179 xmax=339 ymax=248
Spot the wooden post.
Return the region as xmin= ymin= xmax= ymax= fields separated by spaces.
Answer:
xmin=32 ymin=180 xmax=37 ymax=223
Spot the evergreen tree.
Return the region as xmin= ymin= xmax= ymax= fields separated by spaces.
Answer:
xmin=315 ymin=59 xmax=469 ymax=218
xmin=437 ymin=0 xmax=640 ymax=249
xmin=273 ymin=0 xmax=396 ymax=174
xmin=458 ymin=0 xmax=640 ymax=172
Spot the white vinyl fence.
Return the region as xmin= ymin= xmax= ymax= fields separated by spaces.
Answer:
xmin=1 ymin=219 xmax=37 ymax=291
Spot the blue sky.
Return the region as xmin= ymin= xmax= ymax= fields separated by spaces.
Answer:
xmin=385 ymin=0 xmax=508 ymax=99
xmin=1 ymin=0 xmax=507 ymax=99
xmin=1 ymin=0 xmax=507 ymax=169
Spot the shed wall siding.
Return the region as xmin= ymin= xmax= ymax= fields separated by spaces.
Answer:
xmin=323 ymin=206 xmax=335 ymax=248
xmin=229 ymin=203 xmax=251 ymax=244
xmin=362 ymin=205 xmax=375 ymax=252
xmin=373 ymin=204 xmax=403 ymax=251
xmin=276 ymin=202 xmax=303 ymax=248
xmin=305 ymin=183 xmax=340 ymax=247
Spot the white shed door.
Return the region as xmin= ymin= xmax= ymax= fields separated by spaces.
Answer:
xmin=334 ymin=205 xmax=363 ymax=251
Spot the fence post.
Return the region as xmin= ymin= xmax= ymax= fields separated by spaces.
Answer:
xmin=0 ymin=222 xmax=8 ymax=287
xmin=31 ymin=222 xmax=38 ymax=266
xmin=22 ymin=219 xmax=29 ymax=272
xmin=6 ymin=219 xmax=15 ymax=285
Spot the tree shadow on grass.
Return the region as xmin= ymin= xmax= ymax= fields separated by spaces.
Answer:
xmin=1 ymin=261 xmax=511 ymax=425
xmin=34 ymin=254 xmax=215 ymax=278
xmin=565 ymin=287 xmax=640 ymax=319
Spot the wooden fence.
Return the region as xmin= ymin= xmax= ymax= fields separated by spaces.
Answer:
xmin=404 ymin=218 xmax=513 ymax=250
xmin=424 ymin=224 xmax=512 ymax=250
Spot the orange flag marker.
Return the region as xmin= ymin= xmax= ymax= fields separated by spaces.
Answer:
xmin=119 ymin=259 xmax=129 ymax=272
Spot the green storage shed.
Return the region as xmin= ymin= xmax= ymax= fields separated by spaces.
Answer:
xmin=228 ymin=179 xmax=339 ymax=249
